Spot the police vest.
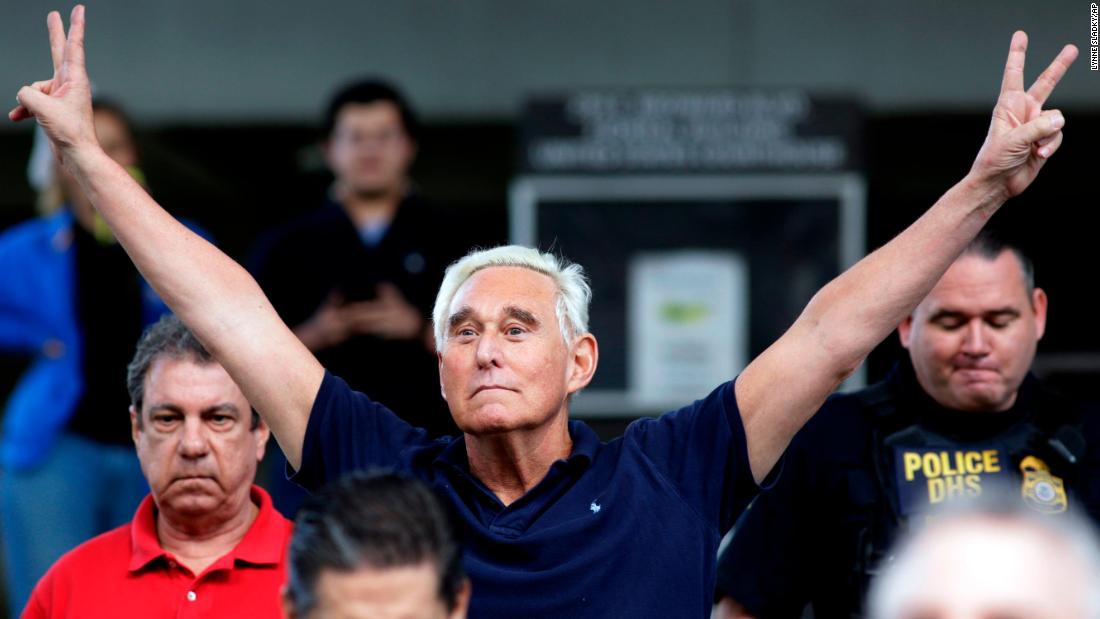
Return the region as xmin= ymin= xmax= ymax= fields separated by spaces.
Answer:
xmin=849 ymin=377 xmax=1085 ymax=613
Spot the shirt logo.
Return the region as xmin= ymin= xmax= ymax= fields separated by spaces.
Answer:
xmin=590 ymin=501 xmax=601 ymax=514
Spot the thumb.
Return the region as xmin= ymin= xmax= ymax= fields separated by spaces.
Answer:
xmin=1009 ymin=109 xmax=1065 ymax=149
xmin=9 ymin=80 xmax=54 ymax=121
xmin=15 ymin=85 xmax=59 ymax=120
xmin=8 ymin=104 xmax=32 ymax=122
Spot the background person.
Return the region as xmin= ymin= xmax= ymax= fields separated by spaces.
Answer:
xmin=0 ymin=99 xmax=209 ymax=617
xmin=248 ymin=79 xmax=467 ymax=439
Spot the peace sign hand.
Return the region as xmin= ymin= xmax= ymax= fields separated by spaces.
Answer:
xmin=9 ymin=6 xmax=97 ymax=156
xmin=969 ymin=31 xmax=1078 ymax=200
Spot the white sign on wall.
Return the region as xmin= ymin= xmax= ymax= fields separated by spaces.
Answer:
xmin=628 ymin=251 xmax=748 ymax=408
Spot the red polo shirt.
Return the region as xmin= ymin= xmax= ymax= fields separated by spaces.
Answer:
xmin=22 ymin=485 xmax=292 ymax=619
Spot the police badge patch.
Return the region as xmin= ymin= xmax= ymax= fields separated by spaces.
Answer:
xmin=1019 ymin=455 xmax=1068 ymax=514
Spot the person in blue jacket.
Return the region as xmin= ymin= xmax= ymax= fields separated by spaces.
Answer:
xmin=0 ymin=99 xmax=208 ymax=616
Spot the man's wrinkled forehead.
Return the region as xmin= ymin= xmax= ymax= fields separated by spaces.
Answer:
xmin=141 ymin=355 xmax=247 ymax=412
xmin=448 ymin=266 xmax=557 ymax=314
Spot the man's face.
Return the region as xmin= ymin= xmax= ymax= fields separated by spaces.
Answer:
xmin=325 ymin=101 xmax=415 ymax=199
xmin=296 ymin=562 xmax=468 ymax=619
xmin=899 ymin=251 xmax=1047 ymax=412
xmin=438 ymin=266 xmax=597 ymax=435
xmin=131 ymin=356 xmax=268 ymax=520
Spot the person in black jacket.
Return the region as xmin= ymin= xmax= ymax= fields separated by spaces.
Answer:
xmin=249 ymin=80 xmax=466 ymax=439
xmin=716 ymin=233 xmax=1100 ymax=619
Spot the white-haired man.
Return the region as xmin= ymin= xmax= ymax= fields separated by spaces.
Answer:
xmin=10 ymin=7 xmax=1076 ymax=617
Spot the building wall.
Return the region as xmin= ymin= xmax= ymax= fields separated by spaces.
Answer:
xmin=2 ymin=0 xmax=1093 ymax=123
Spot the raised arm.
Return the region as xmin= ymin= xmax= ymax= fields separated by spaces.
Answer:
xmin=9 ymin=7 xmax=321 ymax=468
xmin=736 ymin=31 xmax=1078 ymax=483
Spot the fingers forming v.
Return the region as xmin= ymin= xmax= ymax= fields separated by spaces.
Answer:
xmin=1000 ymin=31 xmax=1028 ymax=95
xmin=65 ymin=6 xmax=87 ymax=80
xmin=47 ymin=11 xmax=65 ymax=76
xmin=10 ymin=6 xmax=87 ymax=123
xmin=1027 ymin=44 xmax=1079 ymax=106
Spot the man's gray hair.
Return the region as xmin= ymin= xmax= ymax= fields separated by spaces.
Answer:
xmin=127 ymin=315 xmax=213 ymax=413
xmin=127 ymin=314 xmax=259 ymax=429
xmin=431 ymin=246 xmax=592 ymax=352
xmin=867 ymin=489 xmax=1100 ymax=619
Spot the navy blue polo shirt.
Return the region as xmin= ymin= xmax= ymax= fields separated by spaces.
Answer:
xmin=291 ymin=372 xmax=762 ymax=618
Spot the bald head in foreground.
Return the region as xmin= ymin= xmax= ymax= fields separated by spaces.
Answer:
xmin=869 ymin=496 xmax=1100 ymax=619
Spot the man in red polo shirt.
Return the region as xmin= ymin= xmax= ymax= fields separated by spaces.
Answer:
xmin=22 ymin=315 xmax=292 ymax=618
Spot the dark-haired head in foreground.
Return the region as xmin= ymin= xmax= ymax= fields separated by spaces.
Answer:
xmin=284 ymin=470 xmax=470 ymax=619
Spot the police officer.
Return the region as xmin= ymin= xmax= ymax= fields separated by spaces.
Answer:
xmin=715 ymin=232 xmax=1100 ymax=619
